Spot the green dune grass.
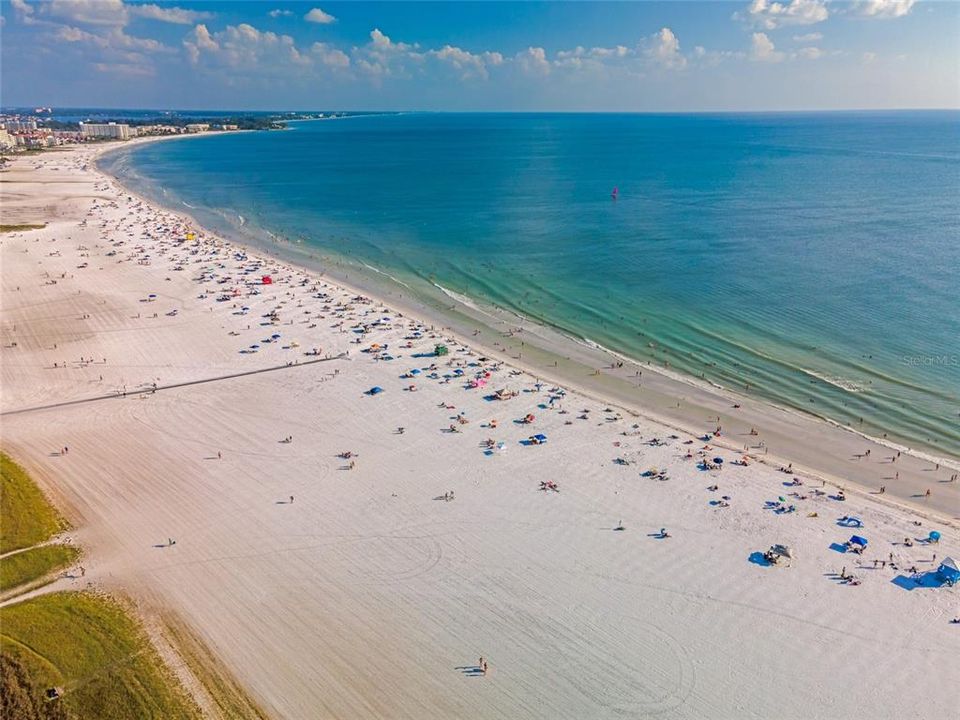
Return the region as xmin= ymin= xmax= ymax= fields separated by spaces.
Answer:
xmin=0 ymin=223 xmax=47 ymax=232
xmin=1 ymin=592 xmax=201 ymax=720
xmin=1 ymin=545 xmax=81 ymax=596
xmin=1 ymin=453 xmax=67 ymax=553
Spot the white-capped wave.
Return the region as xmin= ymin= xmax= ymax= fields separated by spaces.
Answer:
xmin=360 ymin=262 xmax=414 ymax=290
xmin=800 ymin=368 xmax=865 ymax=393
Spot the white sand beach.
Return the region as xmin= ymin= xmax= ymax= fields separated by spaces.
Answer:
xmin=2 ymin=142 xmax=959 ymax=719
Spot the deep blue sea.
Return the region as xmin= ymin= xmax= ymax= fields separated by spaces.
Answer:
xmin=100 ymin=112 xmax=960 ymax=458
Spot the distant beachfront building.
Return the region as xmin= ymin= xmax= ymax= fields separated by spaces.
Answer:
xmin=53 ymin=130 xmax=82 ymax=143
xmin=1 ymin=119 xmax=38 ymax=132
xmin=185 ymin=123 xmax=210 ymax=133
xmin=80 ymin=122 xmax=133 ymax=140
xmin=0 ymin=129 xmax=14 ymax=150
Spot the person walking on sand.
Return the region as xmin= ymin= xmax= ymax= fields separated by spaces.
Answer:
xmin=217 ymin=451 xmax=222 ymax=460
xmin=289 ymin=495 xmax=294 ymax=504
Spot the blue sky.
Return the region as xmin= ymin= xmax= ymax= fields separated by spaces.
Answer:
xmin=2 ymin=1 xmax=957 ymax=111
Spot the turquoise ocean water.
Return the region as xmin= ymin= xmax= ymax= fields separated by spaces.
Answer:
xmin=99 ymin=112 xmax=960 ymax=458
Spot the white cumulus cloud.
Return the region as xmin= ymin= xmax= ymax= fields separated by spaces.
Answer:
xmin=428 ymin=45 xmax=501 ymax=80
xmin=311 ymin=42 xmax=350 ymax=68
xmin=54 ymin=22 xmax=171 ymax=53
xmin=183 ymin=22 xmax=217 ymax=63
xmin=515 ymin=46 xmax=551 ymax=76
xmin=793 ymin=32 xmax=823 ymax=42
xmin=47 ymin=0 xmax=128 ymax=26
xmin=351 ymin=29 xmax=424 ymax=79
xmin=646 ymin=27 xmax=686 ymax=69
xmin=184 ymin=22 xmax=310 ymax=70
xmin=750 ymin=32 xmax=785 ymax=62
xmin=305 ymin=8 xmax=336 ymax=24
xmin=130 ymin=4 xmax=212 ymax=25
xmin=854 ymin=0 xmax=917 ymax=18
xmin=269 ymin=9 xmax=293 ymax=18
xmin=9 ymin=0 xmax=33 ymax=19
xmin=744 ymin=0 xmax=829 ymax=29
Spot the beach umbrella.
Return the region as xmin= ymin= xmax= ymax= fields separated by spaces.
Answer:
xmin=713 ymin=457 xmax=724 ymax=464
xmin=533 ymin=434 xmax=547 ymax=442
xmin=929 ymin=531 xmax=941 ymax=542
xmin=271 ymin=333 xmax=281 ymax=339
xmin=368 ymin=386 xmax=383 ymax=395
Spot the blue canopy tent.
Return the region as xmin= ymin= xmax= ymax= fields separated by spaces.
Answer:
xmin=937 ymin=557 xmax=959 ymax=586
xmin=849 ymin=535 xmax=868 ymax=548
xmin=838 ymin=516 xmax=862 ymax=527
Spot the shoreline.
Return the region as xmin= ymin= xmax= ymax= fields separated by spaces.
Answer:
xmin=3 ymin=141 xmax=958 ymax=719
xmin=93 ymin=136 xmax=960 ymax=524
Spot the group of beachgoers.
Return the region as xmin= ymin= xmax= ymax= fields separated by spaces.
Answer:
xmin=23 ymin=149 xmax=958 ymax=631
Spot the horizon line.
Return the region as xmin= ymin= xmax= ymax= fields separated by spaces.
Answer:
xmin=3 ymin=106 xmax=959 ymax=116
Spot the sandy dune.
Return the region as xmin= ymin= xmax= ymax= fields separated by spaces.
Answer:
xmin=2 ymin=145 xmax=958 ymax=719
